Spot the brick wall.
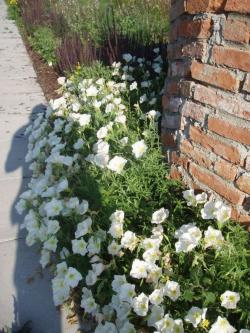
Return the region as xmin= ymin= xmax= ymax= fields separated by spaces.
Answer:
xmin=162 ymin=0 xmax=250 ymax=225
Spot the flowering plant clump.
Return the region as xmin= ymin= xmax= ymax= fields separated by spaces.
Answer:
xmin=17 ymin=51 xmax=250 ymax=332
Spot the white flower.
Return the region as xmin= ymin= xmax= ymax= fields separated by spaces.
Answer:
xmin=173 ymin=319 xmax=184 ymax=333
xmin=240 ymin=330 xmax=250 ymax=333
xmin=155 ymin=313 xmax=175 ymax=332
xmin=56 ymin=261 xmax=68 ymax=277
xmin=97 ymin=126 xmax=109 ymax=139
xmin=132 ymin=140 xmax=148 ymax=158
xmin=75 ymin=217 xmax=92 ymax=238
xmin=119 ymin=322 xmax=136 ymax=333
xmin=201 ymin=200 xmax=223 ymax=220
xmin=122 ymin=53 xmax=133 ymax=62
xmin=115 ymin=113 xmax=126 ymax=124
xmin=120 ymin=137 xmax=129 ymax=145
xmin=44 ymin=199 xmax=63 ymax=217
xmin=72 ymin=238 xmax=88 ymax=256
xmin=220 ymin=291 xmax=240 ymax=309
xmin=130 ymin=81 xmax=138 ymax=91
xmin=108 ymin=240 xmax=122 ymax=256
xmin=47 ymin=219 xmax=60 ymax=234
xmin=215 ymin=205 xmax=231 ymax=223
xmin=142 ymin=238 xmax=161 ymax=251
xmin=147 ymin=305 xmax=164 ymax=328
xmin=143 ymin=248 xmax=161 ymax=264
xmin=175 ymin=223 xmax=202 ymax=253
xmin=185 ymin=307 xmax=207 ymax=328
xmin=93 ymin=140 xmax=110 ymax=155
xmin=119 ymin=283 xmax=135 ymax=304
xmin=95 ymin=322 xmax=118 ymax=333
xmin=130 ymin=259 xmax=148 ymax=279
xmin=121 ymin=231 xmax=138 ymax=251
xmin=153 ymin=47 xmax=160 ymax=54
xmin=87 ymin=236 xmax=101 ymax=255
xmin=40 ymin=249 xmax=50 ymax=268
xmin=139 ymin=94 xmax=148 ymax=104
xmin=183 ymin=189 xmax=196 ymax=206
xmin=73 ymin=138 xmax=84 ymax=150
xmin=163 ymin=280 xmax=181 ymax=301
xmin=209 ymin=317 xmax=236 ymax=333
xmin=92 ymin=263 xmax=105 ymax=277
xmin=107 ymin=156 xmax=127 ymax=174
xmin=133 ymin=293 xmax=149 ymax=316
xmin=196 ymin=192 xmax=208 ymax=204
xmin=44 ymin=236 xmax=58 ymax=252
xmin=94 ymin=153 xmax=110 ymax=168
xmin=65 ymin=267 xmax=82 ymax=288
xmin=86 ymin=270 xmax=97 ymax=286
xmin=112 ymin=275 xmax=127 ymax=292
xmin=81 ymin=296 xmax=98 ymax=314
xmin=86 ymin=85 xmax=98 ymax=97
xmin=151 ymin=208 xmax=169 ymax=224
xmin=204 ymin=226 xmax=224 ymax=249
xmin=108 ymin=221 xmax=123 ymax=239
xmin=146 ymin=263 xmax=162 ymax=284
xmin=57 ymin=77 xmax=66 ymax=85
xmin=146 ymin=110 xmax=161 ymax=120
xmin=149 ymin=289 xmax=164 ymax=305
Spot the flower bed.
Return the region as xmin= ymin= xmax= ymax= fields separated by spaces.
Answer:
xmin=17 ymin=52 xmax=250 ymax=333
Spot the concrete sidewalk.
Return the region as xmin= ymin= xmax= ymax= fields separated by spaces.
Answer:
xmin=0 ymin=1 xmax=79 ymax=332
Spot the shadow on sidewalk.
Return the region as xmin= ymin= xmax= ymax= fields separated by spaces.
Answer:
xmin=2 ymin=104 xmax=62 ymax=333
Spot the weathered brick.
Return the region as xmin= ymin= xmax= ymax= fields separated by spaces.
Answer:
xmin=170 ymin=61 xmax=191 ymax=77
xmin=181 ymin=100 xmax=207 ymax=123
xmin=161 ymin=131 xmax=177 ymax=147
xmin=243 ymin=74 xmax=250 ymax=94
xmin=171 ymin=151 xmax=189 ymax=168
xmin=170 ymin=0 xmax=185 ymax=21
xmin=189 ymin=163 xmax=246 ymax=205
xmin=189 ymin=126 xmax=241 ymax=164
xmin=193 ymin=84 xmax=250 ymax=120
xmin=165 ymin=79 xmax=181 ymax=95
xmin=208 ymin=117 xmax=250 ymax=146
xmin=180 ymin=80 xmax=195 ymax=97
xmin=180 ymin=139 xmax=212 ymax=168
xmin=190 ymin=61 xmax=240 ymax=92
xmin=245 ymin=156 xmax=250 ymax=171
xmin=212 ymin=45 xmax=250 ymax=72
xmin=170 ymin=165 xmax=182 ymax=180
xmin=182 ymin=42 xmax=208 ymax=60
xmin=236 ymin=174 xmax=250 ymax=194
xmin=170 ymin=18 xmax=212 ymax=42
xmin=186 ymin=0 xmax=226 ymax=13
xmin=162 ymin=95 xmax=170 ymax=111
xmin=162 ymin=114 xmax=181 ymax=129
xmin=225 ymin=0 xmax=250 ymax=14
xmin=214 ymin=159 xmax=237 ymax=181
xmin=223 ymin=17 xmax=250 ymax=44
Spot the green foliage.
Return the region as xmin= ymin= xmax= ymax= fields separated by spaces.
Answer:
xmin=28 ymin=26 xmax=58 ymax=64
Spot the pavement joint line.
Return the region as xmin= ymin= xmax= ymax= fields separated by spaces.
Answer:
xmin=0 ymin=237 xmax=24 ymax=244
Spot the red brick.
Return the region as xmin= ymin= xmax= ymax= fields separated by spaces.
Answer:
xmin=180 ymin=80 xmax=195 ymax=97
xmin=243 ymin=74 xmax=250 ymax=94
xmin=182 ymin=100 xmax=207 ymax=123
xmin=212 ymin=45 xmax=250 ymax=72
xmin=182 ymin=42 xmax=208 ymax=60
xmin=193 ymin=84 xmax=250 ymax=120
xmin=180 ymin=139 xmax=212 ymax=168
xmin=236 ymin=174 xmax=250 ymax=194
xmin=186 ymin=0 xmax=226 ymax=13
xmin=214 ymin=159 xmax=237 ymax=181
xmin=170 ymin=0 xmax=185 ymax=21
xmin=170 ymin=165 xmax=182 ymax=180
xmin=189 ymin=126 xmax=241 ymax=164
xmin=190 ymin=61 xmax=239 ymax=92
xmin=208 ymin=117 xmax=250 ymax=146
xmin=165 ymin=80 xmax=181 ymax=95
xmin=225 ymin=0 xmax=250 ymax=14
xmin=167 ymin=44 xmax=183 ymax=60
xmin=161 ymin=132 xmax=177 ymax=147
xmin=162 ymin=95 xmax=170 ymax=111
xmin=162 ymin=114 xmax=181 ymax=129
xmin=171 ymin=151 xmax=189 ymax=168
xmin=170 ymin=18 xmax=212 ymax=42
xmin=170 ymin=61 xmax=191 ymax=77
xmin=189 ymin=163 xmax=246 ymax=205
xmin=223 ymin=18 xmax=250 ymax=44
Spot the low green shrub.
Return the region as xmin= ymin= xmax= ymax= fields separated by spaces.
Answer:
xmin=17 ymin=50 xmax=250 ymax=332
xmin=28 ymin=26 xmax=58 ymax=65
